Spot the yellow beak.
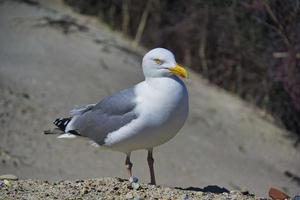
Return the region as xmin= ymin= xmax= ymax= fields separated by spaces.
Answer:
xmin=169 ymin=64 xmax=188 ymax=78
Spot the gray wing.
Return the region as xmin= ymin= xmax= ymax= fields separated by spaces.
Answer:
xmin=71 ymin=87 xmax=138 ymax=145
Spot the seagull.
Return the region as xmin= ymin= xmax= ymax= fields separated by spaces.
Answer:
xmin=52 ymin=48 xmax=189 ymax=185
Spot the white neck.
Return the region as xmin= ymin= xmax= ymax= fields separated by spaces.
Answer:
xmin=144 ymin=75 xmax=185 ymax=92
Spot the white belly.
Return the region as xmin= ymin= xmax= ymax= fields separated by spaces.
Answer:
xmin=104 ymin=77 xmax=189 ymax=153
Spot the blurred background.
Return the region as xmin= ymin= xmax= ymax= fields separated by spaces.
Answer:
xmin=0 ymin=0 xmax=299 ymax=196
xmin=65 ymin=0 xmax=300 ymax=140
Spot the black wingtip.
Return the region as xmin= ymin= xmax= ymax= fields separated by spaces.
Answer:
xmin=53 ymin=117 xmax=71 ymax=131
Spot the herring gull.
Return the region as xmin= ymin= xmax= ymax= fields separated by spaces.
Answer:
xmin=52 ymin=48 xmax=189 ymax=185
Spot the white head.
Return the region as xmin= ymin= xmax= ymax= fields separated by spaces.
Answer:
xmin=142 ymin=48 xmax=187 ymax=78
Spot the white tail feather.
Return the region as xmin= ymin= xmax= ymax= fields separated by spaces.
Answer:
xmin=57 ymin=133 xmax=77 ymax=139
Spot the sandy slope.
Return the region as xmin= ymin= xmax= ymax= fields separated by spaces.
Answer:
xmin=0 ymin=0 xmax=299 ymax=196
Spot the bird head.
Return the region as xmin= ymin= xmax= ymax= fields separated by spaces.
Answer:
xmin=142 ymin=48 xmax=188 ymax=79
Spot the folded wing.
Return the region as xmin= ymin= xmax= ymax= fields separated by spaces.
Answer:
xmin=69 ymin=87 xmax=138 ymax=145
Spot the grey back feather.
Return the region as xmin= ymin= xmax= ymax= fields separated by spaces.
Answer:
xmin=70 ymin=104 xmax=95 ymax=116
xmin=71 ymin=87 xmax=138 ymax=145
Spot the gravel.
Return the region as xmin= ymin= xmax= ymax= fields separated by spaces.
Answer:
xmin=0 ymin=177 xmax=260 ymax=200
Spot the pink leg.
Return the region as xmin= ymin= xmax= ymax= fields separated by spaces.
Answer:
xmin=125 ymin=153 xmax=133 ymax=178
xmin=147 ymin=148 xmax=156 ymax=185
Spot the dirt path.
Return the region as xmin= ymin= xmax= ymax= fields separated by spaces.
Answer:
xmin=0 ymin=0 xmax=299 ymax=196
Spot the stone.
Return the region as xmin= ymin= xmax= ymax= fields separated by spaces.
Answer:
xmin=125 ymin=192 xmax=134 ymax=199
xmin=129 ymin=177 xmax=139 ymax=183
xmin=131 ymin=182 xmax=140 ymax=190
xmin=269 ymin=187 xmax=290 ymax=200
xmin=181 ymin=194 xmax=189 ymax=200
xmin=3 ymin=180 xmax=11 ymax=187
xmin=0 ymin=174 xmax=18 ymax=181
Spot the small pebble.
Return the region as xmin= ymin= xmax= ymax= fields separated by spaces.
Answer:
xmin=81 ymin=187 xmax=89 ymax=195
xmin=3 ymin=180 xmax=11 ymax=187
xmin=240 ymin=187 xmax=250 ymax=195
xmin=181 ymin=194 xmax=189 ymax=200
xmin=131 ymin=182 xmax=140 ymax=190
xmin=0 ymin=174 xmax=18 ymax=181
xmin=113 ymin=186 xmax=119 ymax=191
xmin=129 ymin=177 xmax=139 ymax=183
xmin=125 ymin=192 xmax=134 ymax=199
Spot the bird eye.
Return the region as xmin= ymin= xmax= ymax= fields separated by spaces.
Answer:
xmin=153 ymin=58 xmax=163 ymax=65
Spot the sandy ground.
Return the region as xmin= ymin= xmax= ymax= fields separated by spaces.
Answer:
xmin=0 ymin=0 xmax=299 ymax=197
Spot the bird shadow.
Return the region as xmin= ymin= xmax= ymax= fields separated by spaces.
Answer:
xmin=175 ymin=185 xmax=230 ymax=194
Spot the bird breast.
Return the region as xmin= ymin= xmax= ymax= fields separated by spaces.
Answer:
xmin=104 ymin=76 xmax=189 ymax=152
xmin=135 ymin=77 xmax=188 ymax=127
